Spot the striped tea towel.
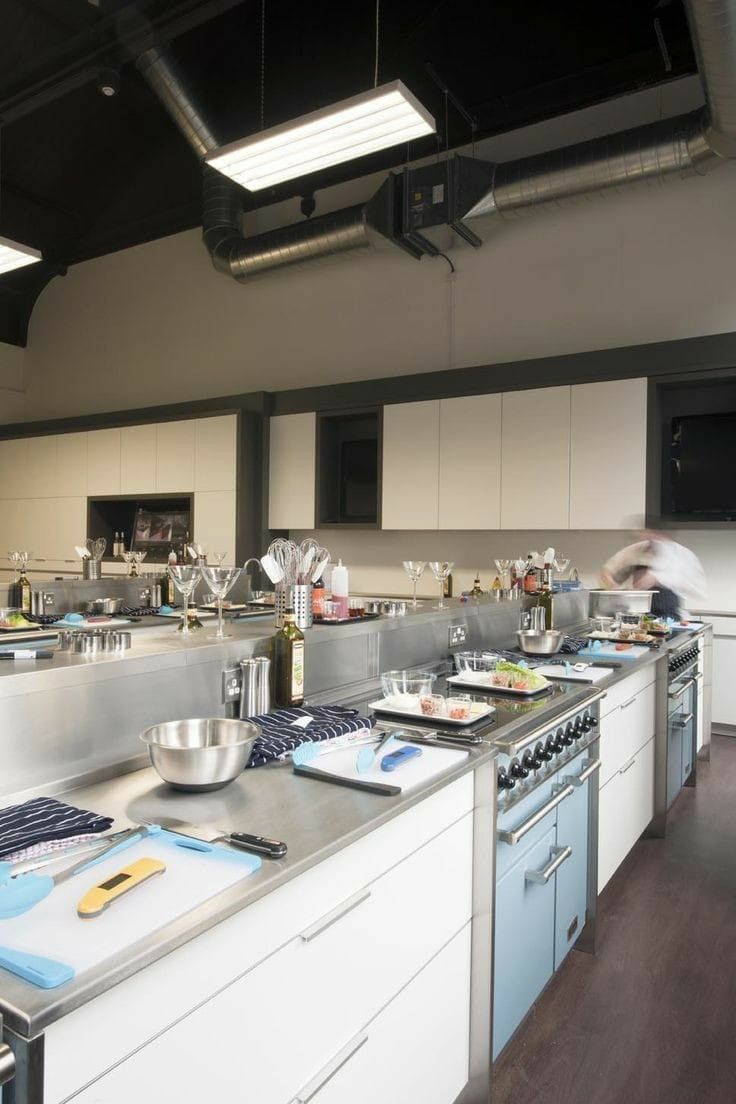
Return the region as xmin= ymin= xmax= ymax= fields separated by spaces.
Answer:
xmin=560 ymin=636 xmax=588 ymax=654
xmin=246 ymin=706 xmax=376 ymax=768
xmin=0 ymin=796 xmax=113 ymax=859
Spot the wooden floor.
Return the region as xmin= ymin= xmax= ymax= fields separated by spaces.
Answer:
xmin=494 ymin=734 xmax=736 ymax=1104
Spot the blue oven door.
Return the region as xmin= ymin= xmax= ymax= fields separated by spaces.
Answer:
xmin=554 ymin=767 xmax=591 ymax=969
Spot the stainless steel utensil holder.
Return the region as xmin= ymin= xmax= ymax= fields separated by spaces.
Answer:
xmin=82 ymin=559 xmax=102 ymax=580
xmin=274 ymin=584 xmax=312 ymax=630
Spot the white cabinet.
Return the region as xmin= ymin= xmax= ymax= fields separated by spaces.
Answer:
xmin=193 ymin=491 xmax=236 ymax=564
xmin=598 ymin=737 xmax=654 ymax=893
xmin=155 ymin=420 xmax=195 ymax=492
xmin=268 ymin=412 xmax=316 ymax=529
xmin=120 ymin=424 xmax=157 ymax=493
xmin=710 ymin=626 xmax=736 ymax=728
xmin=598 ymin=676 xmax=656 ymax=786
xmin=54 ymin=433 xmax=88 ymax=497
xmin=24 ymin=436 xmax=57 ymax=498
xmin=382 ymin=401 xmax=440 ymax=529
xmin=500 ymin=387 xmax=571 ymax=529
xmin=194 ymin=415 xmax=237 ymax=492
xmin=570 ymin=378 xmax=647 ymax=529
xmin=87 ymin=429 xmax=121 ymax=495
xmin=0 ymin=438 xmax=29 ymax=499
xmin=438 ymin=394 xmax=501 ymax=529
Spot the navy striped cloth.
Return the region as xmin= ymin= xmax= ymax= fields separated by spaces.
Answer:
xmin=0 ymin=796 xmax=113 ymax=859
xmin=246 ymin=706 xmax=375 ymax=768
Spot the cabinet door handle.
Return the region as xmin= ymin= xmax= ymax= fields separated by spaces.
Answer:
xmin=525 ymin=845 xmax=572 ymax=885
xmin=299 ymin=888 xmax=371 ymax=943
xmin=669 ymin=679 xmax=695 ymax=701
xmin=620 ymin=696 xmax=637 ymax=710
xmin=0 ymin=1044 xmax=15 ymax=1089
xmin=619 ymin=757 xmax=636 ymax=775
xmin=563 ymin=757 xmax=601 ymax=787
xmin=497 ymin=783 xmax=574 ymax=845
xmin=292 ymin=1032 xmax=368 ymax=1102
xmin=675 ymin=712 xmax=694 ymax=727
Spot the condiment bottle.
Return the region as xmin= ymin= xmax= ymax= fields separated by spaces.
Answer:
xmin=312 ymin=579 xmax=326 ymax=617
xmin=331 ymin=560 xmax=349 ymax=619
xmin=274 ymin=609 xmax=305 ymax=707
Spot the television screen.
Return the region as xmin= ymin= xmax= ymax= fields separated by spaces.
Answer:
xmin=670 ymin=411 xmax=736 ymax=517
xmin=132 ymin=509 xmax=190 ymax=553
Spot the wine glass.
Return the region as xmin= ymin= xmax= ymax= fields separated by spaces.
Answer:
xmin=428 ymin=561 xmax=454 ymax=610
xmin=167 ymin=565 xmax=201 ymax=636
xmin=402 ymin=561 xmax=426 ymax=607
xmin=121 ymin=551 xmax=134 ymax=577
xmin=130 ymin=550 xmax=147 ymax=578
xmin=494 ymin=559 xmax=513 ymax=591
xmin=200 ymin=565 xmax=242 ymax=640
xmin=7 ymin=551 xmax=20 ymax=583
xmin=554 ymin=555 xmax=571 ymax=579
xmin=210 ymin=551 xmax=227 ymax=567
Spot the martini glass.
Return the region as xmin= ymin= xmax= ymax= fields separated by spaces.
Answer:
xmin=168 ymin=565 xmax=201 ymax=636
xmin=200 ymin=565 xmax=242 ymax=640
xmin=494 ymin=559 xmax=513 ymax=591
xmin=121 ymin=551 xmax=134 ymax=577
xmin=7 ymin=551 xmax=20 ymax=583
xmin=402 ymin=561 xmax=427 ymax=607
xmin=428 ymin=561 xmax=454 ymax=610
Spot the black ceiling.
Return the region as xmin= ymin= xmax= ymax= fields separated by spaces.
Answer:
xmin=0 ymin=0 xmax=697 ymax=345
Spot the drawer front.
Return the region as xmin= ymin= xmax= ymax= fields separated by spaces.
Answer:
xmin=554 ymin=777 xmax=590 ymax=969
xmin=46 ymin=776 xmax=473 ymax=1104
xmin=496 ymin=775 xmax=562 ymax=879
xmin=599 ymin=680 xmax=655 ymax=785
xmin=493 ymin=825 xmax=556 ymax=1058
xmin=599 ymin=666 xmax=656 ymax=719
xmin=301 ymin=924 xmax=471 ymax=1104
xmin=598 ymin=737 xmax=654 ymax=893
xmin=65 ymin=813 xmax=473 ymax=1104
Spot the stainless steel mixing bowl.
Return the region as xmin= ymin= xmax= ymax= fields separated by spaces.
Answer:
xmin=516 ymin=629 xmax=564 ymax=656
xmin=140 ymin=717 xmax=261 ymax=792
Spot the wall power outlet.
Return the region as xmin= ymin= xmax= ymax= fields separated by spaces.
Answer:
xmin=449 ymin=624 xmax=468 ymax=647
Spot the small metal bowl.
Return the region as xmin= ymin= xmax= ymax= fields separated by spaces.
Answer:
xmin=516 ymin=629 xmax=564 ymax=656
xmin=140 ymin=717 xmax=261 ymax=792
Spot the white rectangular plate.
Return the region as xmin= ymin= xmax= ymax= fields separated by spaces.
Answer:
xmin=369 ymin=697 xmax=494 ymax=727
xmin=446 ymin=672 xmax=550 ymax=696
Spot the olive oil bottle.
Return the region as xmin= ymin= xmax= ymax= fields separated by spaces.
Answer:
xmin=16 ymin=567 xmax=32 ymax=614
xmin=274 ymin=610 xmax=305 ymax=707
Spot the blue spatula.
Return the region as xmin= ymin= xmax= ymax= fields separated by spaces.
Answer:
xmin=0 ymin=946 xmax=75 ymax=988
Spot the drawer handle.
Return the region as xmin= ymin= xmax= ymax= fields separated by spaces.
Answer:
xmin=0 ymin=1044 xmax=15 ymax=1089
xmin=674 ymin=712 xmax=694 ymax=728
xmin=669 ymin=679 xmax=695 ymax=701
xmin=563 ymin=757 xmax=601 ymax=788
xmin=497 ymin=783 xmax=574 ymax=846
xmin=620 ymin=696 xmax=637 ymax=710
xmin=292 ymin=1032 xmax=368 ymax=1102
xmin=619 ymin=757 xmax=636 ymax=775
xmin=299 ymin=888 xmax=371 ymax=943
xmin=525 ymin=845 xmax=572 ymax=885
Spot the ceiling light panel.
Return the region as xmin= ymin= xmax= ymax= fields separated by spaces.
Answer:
xmin=0 ymin=235 xmax=42 ymax=275
xmin=206 ymin=80 xmax=436 ymax=191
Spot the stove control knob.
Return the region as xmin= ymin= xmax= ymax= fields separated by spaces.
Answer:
xmin=586 ymin=713 xmax=598 ymax=730
xmin=573 ymin=718 xmax=585 ymax=739
xmin=540 ymin=738 xmax=555 ymax=761
xmin=582 ymin=713 xmax=595 ymax=733
xmin=509 ymin=756 xmax=530 ymax=780
xmin=560 ymin=724 xmax=574 ymax=747
xmin=531 ymin=742 xmax=546 ymax=767
xmin=551 ymin=729 xmax=566 ymax=753
xmin=521 ymin=750 xmax=537 ymax=774
xmin=497 ymin=767 xmax=516 ymax=791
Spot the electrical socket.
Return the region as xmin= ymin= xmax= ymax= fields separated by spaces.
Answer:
xmin=221 ymin=668 xmax=242 ymax=704
xmin=449 ymin=624 xmax=467 ymax=647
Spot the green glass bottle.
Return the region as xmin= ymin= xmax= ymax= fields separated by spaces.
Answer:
xmin=274 ymin=610 xmax=305 ymax=707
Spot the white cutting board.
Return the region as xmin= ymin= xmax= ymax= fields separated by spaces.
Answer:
xmin=0 ymin=831 xmax=260 ymax=981
xmin=298 ymin=741 xmax=469 ymax=793
xmin=534 ymin=663 xmax=611 ymax=684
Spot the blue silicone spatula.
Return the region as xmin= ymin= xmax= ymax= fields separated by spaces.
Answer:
xmin=0 ymin=946 xmax=75 ymax=988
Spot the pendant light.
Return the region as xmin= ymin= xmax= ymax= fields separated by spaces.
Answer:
xmin=0 ymin=128 xmax=42 ymax=276
xmin=206 ymin=0 xmax=435 ymax=192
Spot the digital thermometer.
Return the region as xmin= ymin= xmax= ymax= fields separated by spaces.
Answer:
xmin=77 ymin=857 xmax=166 ymax=918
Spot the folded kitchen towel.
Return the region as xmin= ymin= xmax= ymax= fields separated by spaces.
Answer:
xmin=0 ymin=796 xmax=113 ymax=859
xmin=246 ymin=705 xmax=376 ymax=768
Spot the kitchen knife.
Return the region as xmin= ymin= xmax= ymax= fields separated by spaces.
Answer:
xmin=158 ymin=818 xmax=287 ymax=859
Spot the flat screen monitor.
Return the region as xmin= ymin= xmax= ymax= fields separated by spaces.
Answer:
xmin=669 ymin=411 xmax=736 ymax=517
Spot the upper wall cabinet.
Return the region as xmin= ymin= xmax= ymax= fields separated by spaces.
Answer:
xmin=500 ymin=387 xmax=571 ymax=530
xmin=269 ymin=413 xmax=316 ymax=530
xmin=156 ymin=421 xmax=196 ymax=492
xmin=570 ymin=378 xmax=647 ymax=529
xmin=382 ymin=401 xmax=440 ymax=530
xmin=87 ymin=429 xmax=121 ymax=496
xmin=438 ymin=394 xmax=502 ymax=530
xmin=195 ymin=415 xmax=237 ymax=492
xmin=121 ymin=424 xmax=157 ymax=494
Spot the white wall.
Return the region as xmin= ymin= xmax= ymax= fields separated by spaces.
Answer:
xmin=291 ymin=528 xmax=733 ymax=613
xmin=19 ymin=75 xmax=736 ymax=421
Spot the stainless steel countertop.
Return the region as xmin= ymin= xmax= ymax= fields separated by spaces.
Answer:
xmin=0 ymin=622 xmax=703 ymax=1038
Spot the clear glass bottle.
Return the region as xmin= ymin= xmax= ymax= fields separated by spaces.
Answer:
xmin=17 ymin=568 xmax=31 ymax=613
xmin=471 ymin=575 xmax=483 ymax=598
xmin=274 ymin=609 xmax=305 ymax=707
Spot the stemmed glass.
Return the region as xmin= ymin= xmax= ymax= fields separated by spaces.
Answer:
xmin=7 ymin=551 xmax=20 ymax=583
xmin=130 ymin=550 xmax=147 ymax=578
xmin=210 ymin=551 xmax=227 ymax=567
xmin=402 ymin=561 xmax=426 ymax=608
xmin=200 ymin=565 xmax=242 ymax=640
xmin=494 ymin=559 xmax=513 ymax=591
xmin=428 ymin=561 xmax=454 ymax=610
xmin=553 ymin=555 xmax=571 ymax=579
xmin=167 ymin=565 xmax=201 ymax=636
xmin=121 ymin=551 xmax=134 ymax=577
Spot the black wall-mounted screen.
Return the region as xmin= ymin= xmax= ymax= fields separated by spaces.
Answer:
xmin=669 ymin=411 xmax=736 ymax=518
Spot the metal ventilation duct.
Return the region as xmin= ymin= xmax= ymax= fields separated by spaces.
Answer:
xmin=138 ymin=0 xmax=736 ymax=278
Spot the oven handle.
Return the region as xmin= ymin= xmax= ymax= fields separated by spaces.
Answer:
xmin=562 ymin=757 xmax=601 ymax=788
xmin=525 ymin=844 xmax=573 ymax=885
xmin=497 ymin=783 xmax=575 ymax=846
xmin=669 ymin=678 xmax=695 ymax=701
xmin=674 ymin=712 xmax=694 ymax=728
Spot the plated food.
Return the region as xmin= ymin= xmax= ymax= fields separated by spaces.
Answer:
xmin=0 ymin=609 xmax=34 ymax=630
xmin=451 ymin=660 xmax=550 ymax=696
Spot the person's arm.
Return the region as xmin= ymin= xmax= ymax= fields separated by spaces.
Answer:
xmin=602 ymin=543 xmax=644 ymax=588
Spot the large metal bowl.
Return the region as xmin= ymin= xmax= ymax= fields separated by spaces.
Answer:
xmin=589 ymin=590 xmax=655 ymax=617
xmin=516 ymin=629 xmax=564 ymax=656
xmin=140 ymin=717 xmax=261 ymax=792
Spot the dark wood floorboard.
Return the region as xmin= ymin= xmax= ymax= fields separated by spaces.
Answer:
xmin=493 ymin=734 xmax=736 ymax=1104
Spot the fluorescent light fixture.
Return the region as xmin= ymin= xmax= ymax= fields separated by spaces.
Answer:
xmin=206 ymin=79 xmax=436 ymax=192
xmin=0 ymin=235 xmax=42 ymax=276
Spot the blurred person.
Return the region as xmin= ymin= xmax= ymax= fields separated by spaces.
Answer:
xmin=601 ymin=531 xmax=706 ymax=618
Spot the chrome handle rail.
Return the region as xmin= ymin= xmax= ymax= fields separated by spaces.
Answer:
xmin=620 ymin=695 xmax=637 ymax=710
xmin=669 ymin=678 xmax=695 ymax=701
xmin=619 ymin=757 xmax=636 ymax=775
xmin=525 ymin=845 xmax=573 ymax=885
xmin=497 ymin=783 xmax=574 ymax=845
xmin=292 ymin=1032 xmax=368 ymax=1102
xmin=563 ymin=758 xmax=602 ymax=787
xmin=299 ymin=888 xmax=371 ymax=943
xmin=0 ymin=1044 xmax=15 ymax=1089
xmin=675 ymin=712 xmax=694 ymax=727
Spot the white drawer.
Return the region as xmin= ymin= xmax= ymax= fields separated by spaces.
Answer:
xmin=51 ymin=784 xmax=473 ymax=1104
xmin=299 ymin=923 xmax=471 ymax=1104
xmin=599 ymin=680 xmax=656 ymax=785
xmin=599 ymin=665 xmax=656 ymax=719
xmin=598 ymin=737 xmax=654 ymax=893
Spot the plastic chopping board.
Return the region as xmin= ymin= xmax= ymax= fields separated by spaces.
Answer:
xmin=534 ymin=663 xmax=611 ymax=684
xmin=0 ymin=830 xmax=260 ymax=986
xmin=294 ymin=741 xmax=469 ymax=795
xmin=575 ymin=643 xmax=649 ymax=661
